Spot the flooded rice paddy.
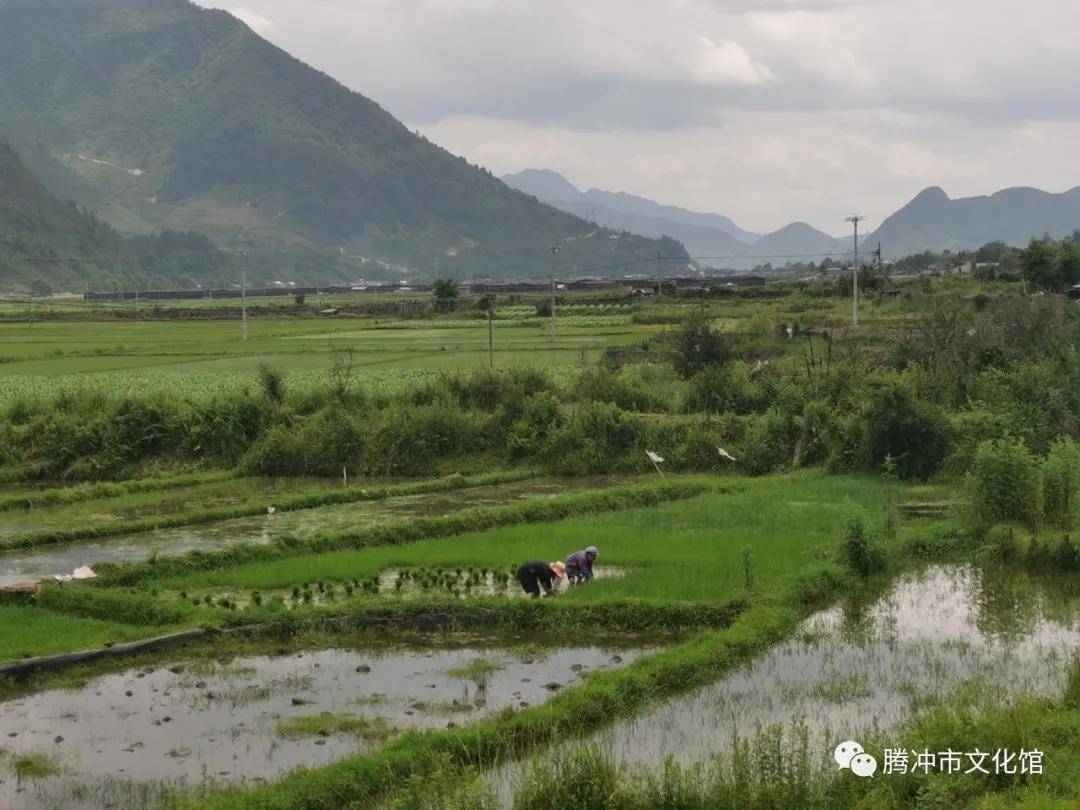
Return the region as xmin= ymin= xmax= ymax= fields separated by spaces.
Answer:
xmin=0 ymin=477 xmax=619 ymax=588
xmin=492 ymin=564 xmax=1080 ymax=797
xmin=0 ymin=638 xmax=648 ymax=809
xmin=177 ymin=566 xmax=627 ymax=611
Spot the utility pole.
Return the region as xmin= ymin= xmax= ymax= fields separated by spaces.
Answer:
xmin=241 ymin=249 xmax=249 ymax=341
xmin=846 ymin=216 xmax=866 ymax=326
xmin=488 ymin=303 xmax=494 ymax=369
xmin=549 ymin=243 xmax=560 ymax=343
xmin=656 ymin=251 xmax=662 ymax=298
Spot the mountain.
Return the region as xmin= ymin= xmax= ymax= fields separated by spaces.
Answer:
xmin=503 ymin=170 xmax=860 ymax=268
xmin=0 ymin=138 xmax=234 ymax=291
xmin=866 ymin=186 xmax=1080 ymax=258
xmin=502 ymin=169 xmax=755 ymax=261
xmin=579 ymin=188 xmax=760 ymax=245
xmin=749 ymin=222 xmax=846 ymax=264
xmin=0 ymin=0 xmax=686 ymax=284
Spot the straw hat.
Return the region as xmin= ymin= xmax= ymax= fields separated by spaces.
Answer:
xmin=550 ymin=561 xmax=567 ymax=578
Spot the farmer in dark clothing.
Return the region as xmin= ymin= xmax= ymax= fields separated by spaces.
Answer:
xmin=516 ymin=560 xmax=566 ymax=597
xmin=565 ymin=546 xmax=598 ymax=585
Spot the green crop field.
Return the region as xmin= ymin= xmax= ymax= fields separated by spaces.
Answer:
xmin=0 ymin=276 xmax=1077 ymax=810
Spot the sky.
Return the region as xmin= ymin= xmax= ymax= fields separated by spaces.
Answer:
xmin=199 ymin=0 xmax=1080 ymax=236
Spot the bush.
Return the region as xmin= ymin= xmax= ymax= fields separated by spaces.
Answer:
xmin=671 ymin=311 xmax=734 ymax=378
xmin=1041 ymin=437 xmax=1080 ymax=530
xmin=363 ymin=406 xmax=485 ymax=476
xmin=839 ymin=504 xmax=884 ymax=577
xmin=864 ymin=382 xmax=951 ymax=479
xmin=541 ymin=403 xmax=640 ymax=475
xmin=686 ymin=361 xmax=761 ymax=414
xmin=740 ymin=408 xmax=796 ymax=476
xmin=970 ymin=439 xmax=1042 ymax=528
xmin=505 ymin=393 xmax=562 ymax=460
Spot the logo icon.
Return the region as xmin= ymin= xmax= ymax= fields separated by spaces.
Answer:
xmin=835 ymin=740 xmax=878 ymax=778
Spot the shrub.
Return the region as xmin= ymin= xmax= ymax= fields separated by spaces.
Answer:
xmin=541 ymin=402 xmax=640 ymax=475
xmin=363 ymin=406 xmax=484 ymax=476
xmin=864 ymin=382 xmax=951 ymax=479
xmin=671 ymin=311 xmax=733 ymax=378
xmin=740 ymin=408 xmax=796 ymax=476
xmin=686 ymin=361 xmax=761 ymax=414
xmin=839 ymin=504 xmax=884 ymax=577
xmin=970 ymin=439 xmax=1042 ymax=528
xmin=1041 ymin=437 xmax=1080 ymax=530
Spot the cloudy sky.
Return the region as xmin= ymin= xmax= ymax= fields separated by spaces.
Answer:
xmin=200 ymin=0 xmax=1080 ymax=235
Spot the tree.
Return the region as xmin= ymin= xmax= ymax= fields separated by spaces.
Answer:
xmin=671 ymin=311 xmax=733 ymax=378
xmin=1019 ymin=239 xmax=1060 ymax=291
xmin=1058 ymin=240 xmax=1080 ymax=288
xmin=432 ymin=278 xmax=458 ymax=312
xmin=864 ymin=382 xmax=951 ymax=479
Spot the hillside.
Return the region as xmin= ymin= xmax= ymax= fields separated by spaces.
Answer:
xmin=0 ymin=0 xmax=686 ymax=282
xmin=867 ymin=186 xmax=1080 ymax=258
xmin=0 ymin=139 xmax=234 ymax=291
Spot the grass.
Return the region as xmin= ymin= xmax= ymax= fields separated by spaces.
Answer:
xmin=445 ymin=657 xmax=507 ymax=683
xmin=0 ymin=468 xmax=536 ymax=550
xmin=0 ymin=469 xmax=236 ymax=513
xmin=159 ymin=471 xmax=898 ymax=606
xmin=0 ymin=604 xmax=185 ymax=663
xmin=9 ymin=752 xmax=60 ymax=779
xmin=277 ymin=713 xmax=397 ymax=742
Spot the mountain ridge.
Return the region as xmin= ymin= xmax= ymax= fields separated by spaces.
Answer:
xmin=0 ymin=0 xmax=687 ymax=282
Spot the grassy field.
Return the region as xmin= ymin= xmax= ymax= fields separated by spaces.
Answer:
xmin=0 ymin=285 xmax=904 ymax=399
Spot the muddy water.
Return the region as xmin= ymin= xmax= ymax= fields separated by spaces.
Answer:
xmin=0 ymin=639 xmax=647 ymax=810
xmin=0 ymin=477 xmax=331 ymax=541
xmin=492 ymin=565 xmax=1080 ymax=799
xmin=0 ymin=477 xmax=619 ymax=587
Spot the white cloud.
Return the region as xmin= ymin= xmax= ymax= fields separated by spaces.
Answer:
xmin=193 ymin=0 xmax=1080 ymax=231
xmin=691 ymin=37 xmax=774 ymax=85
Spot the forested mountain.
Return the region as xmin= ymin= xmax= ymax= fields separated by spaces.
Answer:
xmin=0 ymin=0 xmax=686 ymax=284
xmin=0 ymin=139 xmax=234 ymax=291
xmin=866 ymin=186 xmax=1080 ymax=259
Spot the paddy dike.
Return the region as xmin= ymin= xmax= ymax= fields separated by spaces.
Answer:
xmin=0 ymin=476 xmax=622 ymax=588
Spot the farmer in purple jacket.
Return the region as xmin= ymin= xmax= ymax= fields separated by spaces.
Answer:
xmin=565 ymin=546 xmax=598 ymax=585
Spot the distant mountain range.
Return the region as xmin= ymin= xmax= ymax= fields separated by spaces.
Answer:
xmin=868 ymin=185 xmax=1080 ymax=258
xmin=0 ymin=0 xmax=686 ymax=288
xmin=504 ymin=169 xmax=1080 ymax=269
xmin=503 ymin=169 xmax=846 ymax=269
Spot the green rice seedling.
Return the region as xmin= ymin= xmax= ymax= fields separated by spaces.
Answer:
xmin=277 ymin=713 xmax=397 ymax=743
xmin=11 ymin=753 xmax=59 ymax=779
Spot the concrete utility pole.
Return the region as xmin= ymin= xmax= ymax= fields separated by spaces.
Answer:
xmin=846 ymin=216 xmax=866 ymax=326
xmin=488 ymin=304 xmax=494 ymax=369
xmin=241 ymin=249 xmax=249 ymax=341
xmin=548 ymin=243 xmax=560 ymax=343
xmin=656 ymin=251 xmax=662 ymax=298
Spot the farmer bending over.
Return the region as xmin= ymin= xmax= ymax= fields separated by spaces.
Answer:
xmin=565 ymin=546 xmax=598 ymax=585
xmin=515 ymin=560 xmax=566 ymax=598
